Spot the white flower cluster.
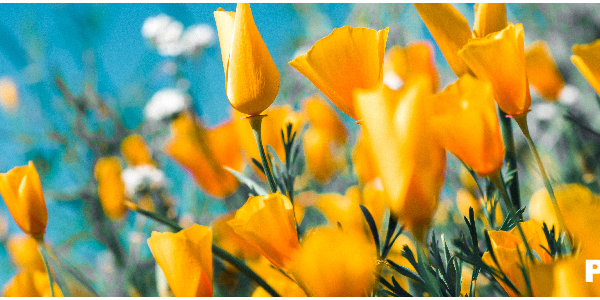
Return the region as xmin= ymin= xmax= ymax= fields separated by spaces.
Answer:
xmin=144 ymin=88 xmax=189 ymax=122
xmin=141 ymin=13 xmax=215 ymax=57
xmin=121 ymin=165 xmax=167 ymax=197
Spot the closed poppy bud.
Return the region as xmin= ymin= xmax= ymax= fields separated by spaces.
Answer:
xmin=525 ymin=41 xmax=565 ymax=102
xmin=120 ymin=134 xmax=154 ymax=166
xmin=291 ymin=227 xmax=377 ymax=297
xmin=431 ymin=75 xmax=505 ymax=176
xmin=289 ymin=26 xmax=389 ymax=120
xmin=3 ymin=269 xmax=63 ymax=297
xmin=214 ymin=3 xmax=280 ymax=116
xmin=165 ymin=113 xmax=243 ymax=198
xmin=473 ymin=3 xmax=507 ymax=38
xmin=6 ymin=235 xmax=45 ymax=271
xmin=571 ymin=39 xmax=600 ymax=96
xmin=228 ymin=192 xmax=300 ymax=269
xmin=94 ymin=157 xmax=127 ymax=222
xmin=147 ymin=224 xmax=213 ymax=297
xmin=355 ymin=77 xmax=446 ymax=242
xmin=414 ymin=4 xmax=472 ymax=76
xmin=0 ymin=161 xmax=47 ymax=240
xmin=383 ymin=42 xmax=440 ymax=92
xmin=459 ymin=23 xmax=531 ymax=117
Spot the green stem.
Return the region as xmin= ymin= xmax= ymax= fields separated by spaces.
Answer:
xmin=498 ymin=107 xmax=522 ymax=210
xmin=488 ymin=171 xmax=534 ymax=261
xmin=126 ymin=203 xmax=281 ymax=297
xmin=512 ymin=113 xmax=570 ymax=245
xmin=38 ymin=241 xmax=56 ymax=297
xmin=248 ymin=115 xmax=278 ymax=193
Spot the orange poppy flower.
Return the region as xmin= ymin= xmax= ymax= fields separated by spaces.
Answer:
xmin=214 ymin=3 xmax=280 ymax=116
xmin=147 ymin=224 xmax=213 ymax=297
xmin=0 ymin=161 xmax=47 ymax=240
xmin=289 ymin=26 xmax=389 ymax=120
xmin=94 ymin=157 xmax=127 ymax=221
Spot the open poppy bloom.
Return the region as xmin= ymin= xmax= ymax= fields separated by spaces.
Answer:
xmin=459 ymin=23 xmax=531 ymax=117
xmin=94 ymin=157 xmax=127 ymax=222
xmin=430 ymin=75 xmax=505 ymax=176
xmin=571 ymin=39 xmax=600 ymax=96
xmin=0 ymin=161 xmax=47 ymax=240
xmin=291 ymin=227 xmax=377 ymax=297
xmin=214 ymin=3 xmax=280 ymax=116
xmin=164 ymin=113 xmax=243 ymax=198
xmin=289 ymin=26 xmax=389 ymax=120
xmin=355 ymin=76 xmax=445 ymax=242
xmin=228 ymin=192 xmax=300 ymax=270
xmin=525 ymin=41 xmax=565 ymax=102
xmin=147 ymin=224 xmax=213 ymax=297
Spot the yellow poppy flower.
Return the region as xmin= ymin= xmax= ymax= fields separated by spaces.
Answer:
xmin=291 ymin=227 xmax=377 ymax=297
xmin=473 ymin=3 xmax=507 ymax=38
xmin=94 ymin=157 xmax=127 ymax=222
xmin=532 ymin=256 xmax=600 ymax=296
xmin=571 ymin=39 xmax=600 ymax=96
xmin=383 ymin=42 xmax=440 ymax=92
xmin=232 ymin=105 xmax=303 ymax=180
xmin=147 ymin=224 xmax=213 ymax=297
xmin=525 ymin=41 xmax=565 ymax=102
xmin=164 ymin=113 xmax=243 ymax=198
xmin=247 ymin=257 xmax=307 ymax=297
xmin=301 ymin=95 xmax=348 ymax=145
xmin=120 ymin=134 xmax=154 ymax=166
xmin=414 ymin=4 xmax=472 ymax=76
xmin=302 ymin=128 xmax=346 ymax=185
xmin=289 ymin=26 xmax=389 ymax=120
xmin=2 ymin=269 xmax=63 ymax=297
xmin=430 ymin=75 xmax=504 ymax=176
xmin=415 ymin=3 xmax=508 ymax=77
xmin=314 ymin=191 xmax=364 ymax=235
xmin=351 ymin=130 xmax=378 ymax=185
xmin=6 ymin=235 xmax=45 ymax=271
xmin=0 ymin=77 xmax=18 ymax=113
xmin=211 ymin=212 xmax=262 ymax=266
xmin=214 ymin=3 xmax=280 ymax=116
xmin=228 ymin=192 xmax=300 ymax=269
xmin=355 ymin=76 xmax=445 ymax=242
xmin=459 ymin=23 xmax=531 ymax=117
xmin=0 ymin=161 xmax=47 ymax=240
xmin=483 ymin=220 xmax=551 ymax=296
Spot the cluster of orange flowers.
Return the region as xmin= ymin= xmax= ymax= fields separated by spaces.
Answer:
xmin=3 ymin=2 xmax=600 ymax=297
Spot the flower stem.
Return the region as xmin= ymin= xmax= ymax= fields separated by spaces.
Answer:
xmin=498 ymin=107 xmax=522 ymax=210
xmin=37 ymin=241 xmax=56 ymax=297
xmin=125 ymin=202 xmax=281 ymax=297
xmin=247 ymin=115 xmax=278 ymax=193
xmin=512 ymin=113 xmax=570 ymax=245
xmin=488 ymin=171 xmax=535 ymax=261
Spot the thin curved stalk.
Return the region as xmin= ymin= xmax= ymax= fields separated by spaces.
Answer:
xmin=498 ymin=107 xmax=522 ymax=210
xmin=38 ymin=241 xmax=56 ymax=297
xmin=248 ymin=115 xmax=278 ymax=193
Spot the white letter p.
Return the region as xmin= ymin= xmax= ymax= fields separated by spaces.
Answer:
xmin=586 ymin=260 xmax=600 ymax=282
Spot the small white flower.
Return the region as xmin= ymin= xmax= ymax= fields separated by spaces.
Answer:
xmin=180 ymin=24 xmax=215 ymax=55
xmin=558 ymin=84 xmax=580 ymax=106
xmin=144 ymin=88 xmax=189 ymax=121
xmin=382 ymin=71 xmax=404 ymax=91
xmin=530 ymin=102 xmax=558 ymax=121
xmin=142 ymin=14 xmax=184 ymax=57
xmin=121 ymin=165 xmax=166 ymax=197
